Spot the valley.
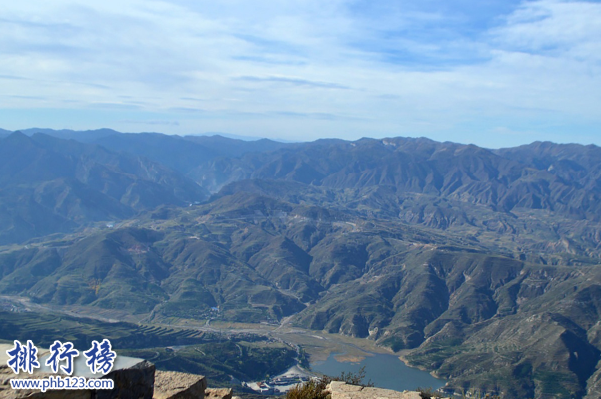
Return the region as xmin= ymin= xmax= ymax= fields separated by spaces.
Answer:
xmin=0 ymin=295 xmax=403 ymax=393
xmin=1 ymin=130 xmax=601 ymax=398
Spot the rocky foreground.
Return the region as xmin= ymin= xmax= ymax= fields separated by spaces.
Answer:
xmin=0 ymin=363 xmax=231 ymax=399
xmin=0 ymin=364 xmax=444 ymax=399
xmin=0 ymin=342 xmax=231 ymax=399
xmin=326 ymin=382 xmax=448 ymax=399
xmin=0 ymin=342 xmax=443 ymax=399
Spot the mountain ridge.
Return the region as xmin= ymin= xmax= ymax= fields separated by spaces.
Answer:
xmin=2 ymin=129 xmax=601 ymax=397
xmin=0 ymin=131 xmax=208 ymax=244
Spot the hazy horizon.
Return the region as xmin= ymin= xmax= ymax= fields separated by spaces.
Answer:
xmin=1 ymin=0 xmax=600 ymax=148
xmin=4 ymin=126 xmax=601 ymax=150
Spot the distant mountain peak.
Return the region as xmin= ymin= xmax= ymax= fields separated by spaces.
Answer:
xmin=4 ymin=130 xmax=34 ymax=144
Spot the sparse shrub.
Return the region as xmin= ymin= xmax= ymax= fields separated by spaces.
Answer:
xmin=417 ymin=386 xmax=443 ymax=398
xmin=285 ymin=367 xmax=374 ymax=399
xmin=286 ymin=376 xmax=332 ymax=399
xmin=336 ymin=366 xmax=374 ymax=387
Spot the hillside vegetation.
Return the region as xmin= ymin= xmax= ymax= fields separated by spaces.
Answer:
xmin=1 ymin=129 xmax=601 ymax=398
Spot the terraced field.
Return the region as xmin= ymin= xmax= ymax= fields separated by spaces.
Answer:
xmin=0 ymin=310 xmax=297 ymax=387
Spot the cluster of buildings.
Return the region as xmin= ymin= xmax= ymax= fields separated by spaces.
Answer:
xmin=0 ymin=299 xmax=27 ymax=312
xmin=243 ymin=375 xmax=311 ymax=394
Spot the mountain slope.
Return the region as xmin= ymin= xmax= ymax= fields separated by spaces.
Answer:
xmin=19 ymin=128 xmax=120 ymax=143
xmin=2 ymin=131 xmax=601 ymax=398
xmin=0 ymin=132 xmax=208 ymax=244
xmin=93 ymin=133 xmax=290 ymax=174
xmin=194 ymin=137 xmax=601 ymax=221
xmin=1 ymin=193 xmax=600 ymax=397
xmin=92 ymin=133 xmax=217 ymax=174
xmin=9 ymin=128 xmax=291 ymax=175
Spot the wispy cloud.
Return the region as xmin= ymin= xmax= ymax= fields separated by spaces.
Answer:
xmin=236 ymin=76 xmax=351 ymax=89
xmin=6 ymin=95 xmax=47 ymax=100
xmin=0 ymin=0 xmax=599 ymax=146
xmin=269 ymin=111 xmax=362 ymax=121
xmin=88 ymin=102 xmax=142 ymax=110
xmin=0 ymin=74 xmax=29 ymax=80
xmin=120 ymin=120 xmax=180 ymax=126
xmin=179 ymin=97 xmax=208 ymax=102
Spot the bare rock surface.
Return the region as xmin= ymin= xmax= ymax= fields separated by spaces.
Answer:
xmin=153 ymin=370 xmax=207 ymax=399
xmin=96 ymin=360 xmax=155 ymax=399
xmin=326 ymin=382 xmax=429 ymax=399
xmin=205 ymin=388 xmax=232 ymax=399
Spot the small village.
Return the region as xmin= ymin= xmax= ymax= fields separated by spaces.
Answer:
xmin=243 ymin=375 xmax=311 ymax=395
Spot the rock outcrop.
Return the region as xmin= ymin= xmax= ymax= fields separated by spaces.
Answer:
xmin=97 ymin=360 xmax=155 ymax=399
xmin=153 ymin=370 xmax=207 ymax=399
xmin=326 ymin=382 xmax=450 ymax=399
xmin=205 ymin=388 xmax=232 ymax=399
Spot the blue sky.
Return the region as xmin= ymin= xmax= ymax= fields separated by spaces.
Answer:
xmin=1 ymin=0 xmax=600 ymax=147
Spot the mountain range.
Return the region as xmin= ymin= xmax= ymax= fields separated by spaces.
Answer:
xmin=0 ymin=131 xmax=208 ymax=244
xmin=1 ymin=128 xmax=601 ymax=398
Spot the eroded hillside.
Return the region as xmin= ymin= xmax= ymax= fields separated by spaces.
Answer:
xmin=1 ymin=131 xmax=601 ymax=398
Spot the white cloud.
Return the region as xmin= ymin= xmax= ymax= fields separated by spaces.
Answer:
xmin=493 ymin=0 xmax=601 ymax=58
xmin=0 ymin=0 xmax=599 ymax=146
